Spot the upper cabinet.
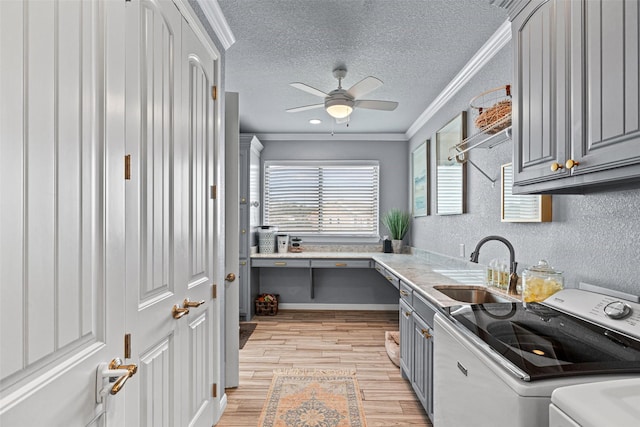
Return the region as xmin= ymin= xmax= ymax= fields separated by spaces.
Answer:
xmin=510 ymin=0 xmax=640 ymax=193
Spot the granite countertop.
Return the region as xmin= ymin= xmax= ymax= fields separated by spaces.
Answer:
xmin=251 ymin=250 xmax=520 ymax=309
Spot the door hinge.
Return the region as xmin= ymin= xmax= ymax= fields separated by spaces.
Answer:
xmin=125 ymin=155 xmax=131 ymax=180
xmin=211 ymin=85 xmax=217 ymax=101
xmin=210 ymin=185 xmax=217 ymax=199
xmin=212 ymin=284 xmax=217 ymax=299
xmin=124 ymin=333 xmax=132 ymax=359
xmin=212 ymin=383 xmax=218 ymax=398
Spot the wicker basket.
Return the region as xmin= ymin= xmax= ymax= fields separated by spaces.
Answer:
xmin=470 ymin=85 xmax=512 ymax=134
xmin=255 ymin=294 xmax=279 ymax=315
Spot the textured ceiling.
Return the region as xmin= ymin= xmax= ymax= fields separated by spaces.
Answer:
xmin=216 ymin=0 xmax=507 ymax=136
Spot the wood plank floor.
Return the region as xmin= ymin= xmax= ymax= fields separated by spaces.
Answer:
xmin=216 ymin=310 xmax=432 ymax=426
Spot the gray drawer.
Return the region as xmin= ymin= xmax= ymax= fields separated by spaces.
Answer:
xmin=374 ymin=262 xmax=386 ymax=275
xmin=399 ymin=280 xmax=413 ymax=305
xmin=412 ymin=292 xmax=437 ymax=327
xmin=311 ymin=259 xmax=372 ymax=269
xmin=251 ymin=259 xmax=311 ymax=268
xmin=379 ymin=268 xmax=399 ymax=290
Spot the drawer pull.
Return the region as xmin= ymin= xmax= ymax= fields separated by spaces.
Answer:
xmin=386 ymin=276 xmax=394 ymax=281
xmin=399 ymin=290 xmax=409 ymax=296
xmin=457 ymin=361 xmax=468 ymax=376
xmin=274 ymin=262 xmax=287 ymax=266
xmin=335 ymin=263 xmax=347 ymax=267
xmin=404 ymin=311 xmax=411 ymax=317
xmin=421 ymin=329 xmax=432 ymax=339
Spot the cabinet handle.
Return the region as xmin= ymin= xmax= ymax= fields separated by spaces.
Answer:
xmin=241 ymin=229 xmax=246 ymax=234
xmin=400 ymin=290 xmax=409 ymax=296
xmin=274 ymin=262 xmax=287 ymax=266
xmin=386 ymin=276 xmax=394 ymax=281
xmin=421 ymin=329 xmax=432 ymax=339
xmin=335 ymin=263 xmax=347 ymax=267
xmin=565 ymin=159 xmax=580 ymax=169
xmin=550 ymin=162 xmax=564 ymax=172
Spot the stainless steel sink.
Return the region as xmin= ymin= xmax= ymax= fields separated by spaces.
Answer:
xmin=433 ymin=285 xmax=512 ymax=304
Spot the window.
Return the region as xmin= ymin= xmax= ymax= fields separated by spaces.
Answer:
xmin=263 ymin=161 xmax=379 ymax=237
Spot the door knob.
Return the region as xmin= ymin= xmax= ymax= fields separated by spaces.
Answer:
xmin=565 ymin=159 xmax=580 ymax=169
xmin=172 ymin=305 xmax=189 ymax=319
xmin=225 ymin=273 xmax=236 ymax=282
xmin=183 ymin=298 xmax=205 ymax=308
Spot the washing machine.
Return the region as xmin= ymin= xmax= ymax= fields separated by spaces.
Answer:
xmin=549 ymin=378 xmax=640 ymax=427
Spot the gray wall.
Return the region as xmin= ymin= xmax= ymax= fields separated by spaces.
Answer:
xmin=408 ymin=44 xmax=640 ymax=296
xmin=260 ymin=138 xmax=409 ymax=241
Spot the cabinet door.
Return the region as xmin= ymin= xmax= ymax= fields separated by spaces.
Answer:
xmin=411 ymin=313 xmax=434 ymax=417
xmin=571 ymin=0 xmax=640 ymax=175
xmin=399 ymin=299 xmax=413 ymax=379
xmin=238 ymin=259 xmax=249 ymax=319
xmin=239 ymin=204 xmax=248 ymax=257
xmin=512 ymin=0 xmax=571 ymax=185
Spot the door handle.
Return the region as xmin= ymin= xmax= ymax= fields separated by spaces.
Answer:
xmin=183 ymin=298 xmax=205 ymax=308
xmin=109 ymin=358 xmax=137 ymax=395
xmin=172 ymin=304 xmax=189 ymax=319
xmin=225 ymin=273 xmax=236 ymax=282
xmin=96 ymin=358 xmax=138 ymax=402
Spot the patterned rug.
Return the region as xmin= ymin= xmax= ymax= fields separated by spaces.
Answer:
xmin=258 ymin=369 xmax=367 ymax=427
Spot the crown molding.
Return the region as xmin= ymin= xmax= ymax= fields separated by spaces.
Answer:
xmin=405 ymin=20 xmax=512 ymax=139
xmin=196 ymin=0 xmax=236 ymax=51
xmin=254 ymin=133 xmax=408 ymax=142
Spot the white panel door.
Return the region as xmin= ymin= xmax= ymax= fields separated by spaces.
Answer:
xmin=178 ymin=15 xmax=217 ymax=427
xmin=0 ymin=0 xmax=127 ymax=426
xmin=124 ymin=1 xmax=183 ymax=426
xmin=124 ymin=1 xmax=217 ymax=426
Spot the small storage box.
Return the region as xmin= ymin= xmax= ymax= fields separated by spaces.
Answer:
xmin=255 ymin=293 xmax=279 ymax=315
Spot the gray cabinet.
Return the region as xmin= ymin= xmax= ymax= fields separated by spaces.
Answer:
xmin=511 ymin=0 xmax=640 ymax=193
xmin=239 ymin=135 xmax=263 ymax=320
xmin=411 ymin=311 xmax=433 ymax=417
xmin=398 ymin=288 xmax=436 ymax=420
xmin=399 ymin=299 xmax=413 ymax=379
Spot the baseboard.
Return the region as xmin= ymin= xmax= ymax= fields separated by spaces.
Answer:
xmin=278 ymin=303 xmax=399 ymax=311
xmin=213 ymin=393 xmax=227 ymax=425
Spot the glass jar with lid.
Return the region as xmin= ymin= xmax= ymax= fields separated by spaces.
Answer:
xmin=522 ymin=260 xmax=564 ymax=303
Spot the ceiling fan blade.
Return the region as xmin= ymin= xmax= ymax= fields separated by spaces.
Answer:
xmin=346 ymin=76 xmax=383 ymax=99
xmin=286 ymin=103 xmax=324 ymax=113
xmin=355 ymin=99 xmax=399 ymax=111
xmin=290 ymin=82 xmax=328 ymax=98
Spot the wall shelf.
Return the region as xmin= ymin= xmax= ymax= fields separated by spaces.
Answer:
xmin=448 ymin=116 xmax=512 ymax=162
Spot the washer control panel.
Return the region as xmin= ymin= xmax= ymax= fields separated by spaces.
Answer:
xmin=544 ymin=289 xmax=640 ymax=340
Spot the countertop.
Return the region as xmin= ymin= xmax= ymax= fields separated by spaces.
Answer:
xmin=251 ymin=250 xmax=520 ymax=309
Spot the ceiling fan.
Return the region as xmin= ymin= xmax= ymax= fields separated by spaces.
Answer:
xmin=286 ymin=67 xmax=399 ymax=122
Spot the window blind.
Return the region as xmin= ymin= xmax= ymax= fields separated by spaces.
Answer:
xmin=263 ymin=161 xmax=379 ymax=236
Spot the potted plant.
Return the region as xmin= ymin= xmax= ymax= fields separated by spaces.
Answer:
xmin=381 ymin=209 xmax=410 ymax=254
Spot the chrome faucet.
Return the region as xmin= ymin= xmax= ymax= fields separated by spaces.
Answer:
xmin=470 ymin=235 xmax=519 ymax=295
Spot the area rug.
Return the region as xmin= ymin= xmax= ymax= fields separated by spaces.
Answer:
xmin=239 ymin=322 xmax=257 ymax=349
xmin=258 ymin=369 xmax=367 ymax=427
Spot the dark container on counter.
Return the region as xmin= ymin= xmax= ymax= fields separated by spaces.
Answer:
xmin=383 ymin=239 xmax=393 ymax=253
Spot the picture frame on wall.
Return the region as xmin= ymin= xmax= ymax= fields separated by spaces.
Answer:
xmin=411 ymin=140 xmax=429 ymax=217
xmin=436 ymin=111 xmax=467 ymax=215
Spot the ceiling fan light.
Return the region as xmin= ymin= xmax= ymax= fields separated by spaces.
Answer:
xmin=325 ymin=104 xmax=353 ymax=119
xmin=325 ymin=98 xmax=354 ymax=119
